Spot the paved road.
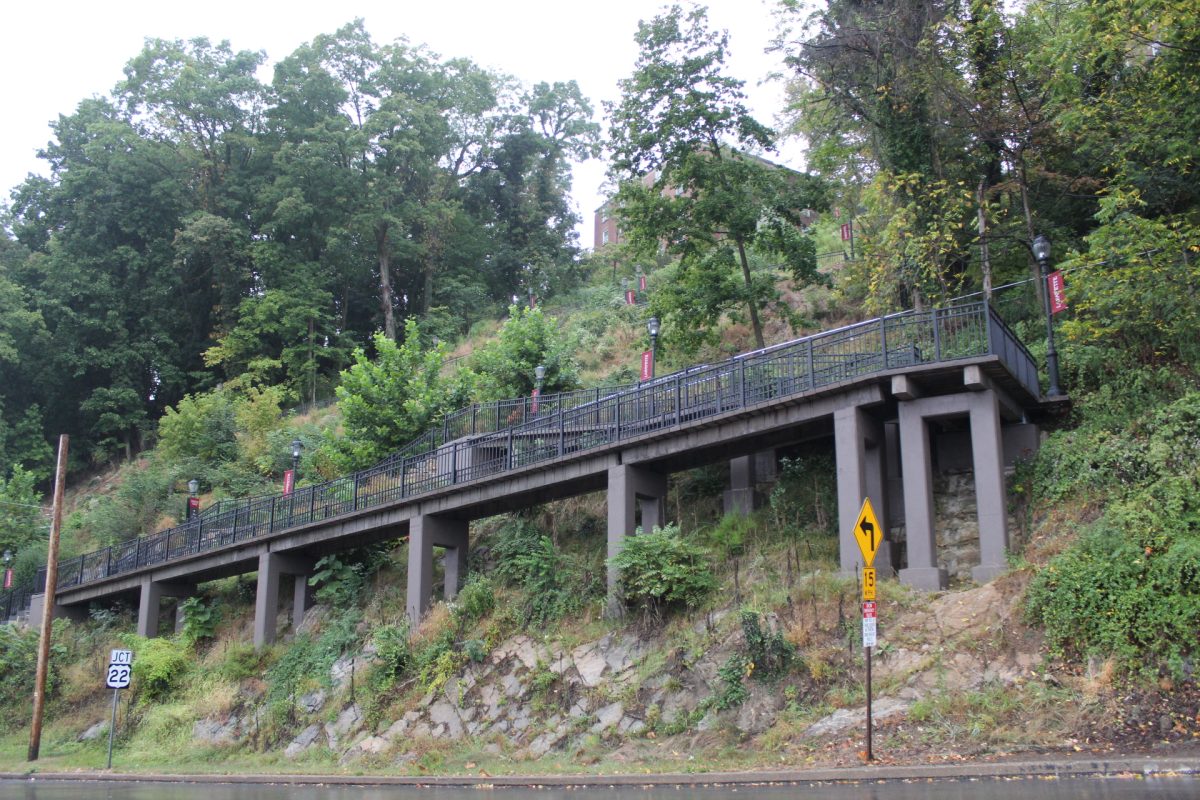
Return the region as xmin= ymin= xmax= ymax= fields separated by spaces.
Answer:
xmin=1 ymin=775 xmax=1197 ymax=799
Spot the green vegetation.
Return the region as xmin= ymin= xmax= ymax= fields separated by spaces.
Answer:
xmin=0 ymin=0 xmax=1196 ymax=777
xmin=610 ymin=523 xmax=717 ymax=616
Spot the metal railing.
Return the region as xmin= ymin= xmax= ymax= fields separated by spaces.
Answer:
xmin=3 ymin=302 xmax=1036 ymax=618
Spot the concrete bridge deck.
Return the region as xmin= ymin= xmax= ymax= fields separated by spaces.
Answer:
xmin=5 ymin=302 xmax=1051 ymax=645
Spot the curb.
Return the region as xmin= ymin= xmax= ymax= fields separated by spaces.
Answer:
xmin=2 ymin=755 xmax=1198 ymax=788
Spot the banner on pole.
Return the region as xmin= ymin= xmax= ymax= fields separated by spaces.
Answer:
xmin=640 ymin=350 xmax=653 ymax=381
xmin=1048 ymin=271 xmax=1067 ymax=314
xmin=283 ymin=469 xmax=295 ymax=496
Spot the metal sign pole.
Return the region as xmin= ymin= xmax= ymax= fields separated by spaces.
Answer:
xmin=866 ymin=643 xmax=873 ymax=761
xmin=106 ymin=687 xmax=119 ymax=769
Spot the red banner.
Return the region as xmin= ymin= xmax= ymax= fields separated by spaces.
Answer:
xmin=640 ymin=350 xmax=653 ymax=381
xmin=840 ymin=222 xmax=852 ymax=241
xmin=1048 ymin=270 xmax=1068 ymax=314
xmin=638 ymin=274 xmax=647 ymax=292
xmin=186 ymin=496 xmax=200 ymax=520
xmin=3 ymin=569 xmax=11 ymax=590
xmin=625 ymin=289 xmax=636 ymax=305
xmin=283 ymin=469 xmax=295 ymax=496
xmin=528 ymin=294 xmax=537 ymax=308
xmin=531 ymin=387 xmax=540 ymax=414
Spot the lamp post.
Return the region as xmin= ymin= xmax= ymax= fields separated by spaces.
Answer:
xmin=1032 ymin=234 xmax=1062 ymax=397
xmin=533 ymin=364 xmax=545 ymax=414
xmin=647 ymin=317 xmax=660 ymax=379
xmin=186 ymin=479 xmax=200 ymax=521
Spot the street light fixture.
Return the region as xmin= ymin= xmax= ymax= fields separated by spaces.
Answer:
xmin=647 ymin=317 xmax=660 ymax=380
xmin=534 ymin=364 xmax=546 ymax=391
xmin=1031 ymin=234 xmax=1062 ymax=397
xmin=291 ymin=439 xmax=303 ymax=475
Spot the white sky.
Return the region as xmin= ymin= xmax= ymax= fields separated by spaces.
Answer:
xmin=1 ymin=0 xmax=806 ymax=246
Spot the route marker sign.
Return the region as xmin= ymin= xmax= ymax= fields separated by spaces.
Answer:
xmin=106 ymin=649 xmax=132 ymax=689
xmin=853 ymin=497 xmax=882 ymax=567
xmin=104 ymin=648 xmax=133 ymax=769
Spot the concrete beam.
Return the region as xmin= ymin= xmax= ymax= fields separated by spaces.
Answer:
xmin=891 ymin=374 xmax=923 ymax=401
xmin=963 ymin=365 xmax=1022 ymax=421
xmin=254 ymin=551 xmax=314 ymax=648
xmin=27 ymin=594 xmax=88 ymax=630
xmin=969 ymin=391 xmax=1010 ymax=583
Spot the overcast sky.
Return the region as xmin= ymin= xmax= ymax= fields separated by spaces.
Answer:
xmin=1 ymin=0 xmax=806 ymax=246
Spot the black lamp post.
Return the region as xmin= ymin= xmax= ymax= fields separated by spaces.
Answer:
xmin=1032 ymin=234 xmax=1062 ymax=397
xmin=186 ymin=479 xmax=200 ymax=520
xmin=647 ymin=316 xmax=660 ymax=379
xmin=533 ymin=364 xmax=545 ymax=414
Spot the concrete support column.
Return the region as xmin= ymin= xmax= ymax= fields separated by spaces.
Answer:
xmin=406 ymin=515 xmax=469 ymax=626
xmin=723 ymin=455 xmax=758 ymax=516
xmin=969 ymin=391 xmax=1009 ymax=583
xmin=835 ymin=406 xmax=893 ymax=575
xmin=255 ymin=552 xmax=313 ymax=648
xmin=293 ymin=574 xmax=314 ymax=631
xmin=606 ymin=462 xmax=668 ymax=593
xmin=896 ymin=400 xmax=946 ymax=590
xmin=138 ymin=579 xmax=194 ymax=639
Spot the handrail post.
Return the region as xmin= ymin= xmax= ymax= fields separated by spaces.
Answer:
xmin=932 ymin=307 xmax=942 ymax=361
xmin=309 ymin=487 xmax=316 ymax=524
xmin=352 ymin=472 xmax=360 ymax=511
xmin=471 ymin=404 xmax=477 ymax=435
xmin=268 ymin=495 xmax=276 ymax=534
xmin=615 ymin=392 xmax=622 ymax=441
xmin=558 ymin=405 xmax=565 ymax=457
xmin=507 ymin=427 xmax=514 ymax=469
xmin=740 ymin=359 xmax=747 ymax=408
xmin=880 ymin=316 xmax=888 ymax=368
xmin=807 ymin=338 xmax=816 ymax=390
xmin=675 ymin=374 xmax=682 ymax=426
xmin=105 ymin=546 xmax=113 ymax=578
xmin=451 ymin=443 xmax=458 ymax=484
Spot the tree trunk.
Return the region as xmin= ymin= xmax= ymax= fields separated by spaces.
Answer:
xmin=376 ymin=222 xmax=396 ymax=340
xmin=977 ymin=177 xmax=993 ymax=301
xmin=735 ymin=237 xmax=766 ymax=349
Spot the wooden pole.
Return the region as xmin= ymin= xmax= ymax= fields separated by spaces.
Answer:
xmin=28 ymin=434 xmax=68 ymax=762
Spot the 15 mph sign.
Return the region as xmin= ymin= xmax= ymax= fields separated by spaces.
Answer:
xmin=106 ymin=649 xmax=133 ymax=689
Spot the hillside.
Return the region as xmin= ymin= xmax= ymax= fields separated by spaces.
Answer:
xmin=0 ymin=254 xmax=1197 ymax=776
xmin=1 ymin=0 xmax=1199 ymax=778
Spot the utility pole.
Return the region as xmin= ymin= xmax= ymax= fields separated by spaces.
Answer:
xmin=29 ymin=434 xmax=68 ymax=761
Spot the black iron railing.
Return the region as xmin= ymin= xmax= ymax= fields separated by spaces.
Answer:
xmin=4 ymin=302 xmax=1036 ymax=618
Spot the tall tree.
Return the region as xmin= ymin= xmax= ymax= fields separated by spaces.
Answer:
xmin=609 ymin=5 xmax=826 ymax=350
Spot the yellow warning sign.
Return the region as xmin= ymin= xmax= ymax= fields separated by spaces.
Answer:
xmin=862 ymin=567 xmax=876 ymax=601
xmin=853 ymin=497 xmax=882 ymax=567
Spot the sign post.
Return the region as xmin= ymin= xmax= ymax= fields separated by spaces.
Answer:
xmin=105 ymin=648 xmax=132 ymax=769
xmin=852 ymin=497 xmax=883 ymax=762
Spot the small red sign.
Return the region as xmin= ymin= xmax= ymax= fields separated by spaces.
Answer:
xmin=283 ymin=469 xmax=295 ymax=496
xmin=840 ymin=222 xmax=852 ymax=242
xmin=186 ymin=496 xmax=200 ymax=520
xmin=640 ymin=350 xmax=653 ymax=381
xmin=1048 ymin=271 xmax=1067 ymax=314
xmin=625 ymin=290 xmax=636 ymax=305
xmin=3 ymin=569 xmax=11 ymax=590
xmin=862 ymin=601 xmax=877 ymax=619
xmin=638 ymin=274 xmax=647 ymax=292
xmin=531 ymin=387 xmax=540 ymax=414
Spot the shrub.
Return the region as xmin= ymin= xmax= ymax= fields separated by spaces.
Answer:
xmin=309 ymin=554 xmax=364 ymax=607
xmin=127 ymin=636 xmax=191 ymax=701
xmin=219 ymin=642 xmax=266 ymax=682
xmin=453 ymin=574 xmax=495 ymax=625
xmin=610 ymin=523 xmax=716 ymax=615
xmin=1025 ymin=391 xmax=1200 ymax=677
xmin=178 ymin=596 xmax=218 ymax=647
xmin=740 ymin=610 xmax=796 ymax=680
